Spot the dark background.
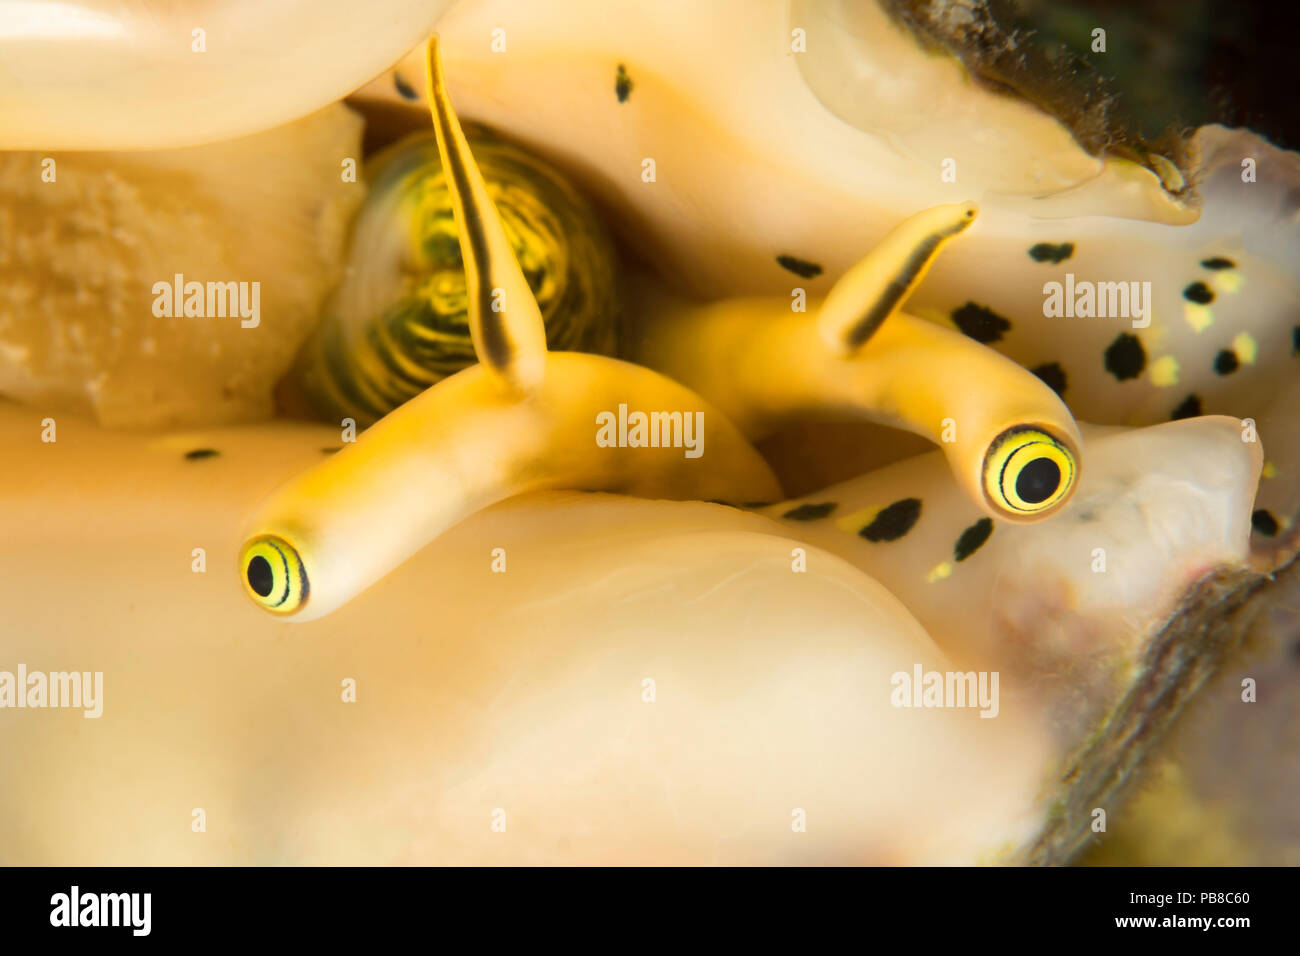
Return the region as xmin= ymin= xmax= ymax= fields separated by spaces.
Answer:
xmin=1014 ymin=0 xmax=1300 ymax=149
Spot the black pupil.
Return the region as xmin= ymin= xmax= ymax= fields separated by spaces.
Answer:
xmin=1016 ymin=457 xmax=1061 ymax=504
xmin=247 ymin=555 xmax=275 ymax=597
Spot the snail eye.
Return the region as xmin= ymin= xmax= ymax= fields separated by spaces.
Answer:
xmin=983 ymin=427 xmax=1077 ymax=518
xmin=240 ymin=535 xmax=309 ymax=614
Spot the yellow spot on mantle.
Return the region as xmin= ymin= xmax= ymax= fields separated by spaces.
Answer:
xmin=1183 ymin=302 xmax=1213 ymax=333
xmin=1149 ymin=354 xmax=1180 ymax=387
xmin=1211 ymin=270 xmax=1244 ymax=295
xmin=836 ymin=504 xmax=880 ymax=534
xmin=1232 ymin=331 xmax=1258 ymax=364
xmin=927 ymin=561 xmax=953 ymax=583
xmin=1262 ymin=461 xmax=1277 ymax=479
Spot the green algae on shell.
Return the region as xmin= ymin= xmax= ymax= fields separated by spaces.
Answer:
xmin=290 ymin=128 xmax=621 ymax=426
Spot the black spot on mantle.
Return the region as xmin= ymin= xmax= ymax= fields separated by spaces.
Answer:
xmin=184 ymin=448 xmax=219 ymax=461
xmin=1214 ymin=349 xmax=1240 ymax=375
xmin=782 ymin=502 xmax=837 ymax=521
xmin=953 ymin=517 xmax=994 ymax=562
xmin=615 ymin=64 xmax=633 ymax=103
xmin=1200 ymin=256 xmax=1236 ymax=270
xmin=393 ymin=73 xmax=418 ymax=101
xmin=859 ymin=498 xmax=922 ymax=543
xmin=1183 ymin=281 xmax=1215 ymax=304
xmin=1028 ymin=242 xmax=1074 ymax=264
xmin=1252 ymin=509 xmax=1279 ymax=537
xmin=952 ymin=302 xmax=1012 ymax=344
xmin=776 ymin=255 xmax=823 ymax=279
xmin=1170 ymin=394 xmax=1202 ymax=420
xmin=1103 ymin=332 xmax=1146 ymax=381
xmin=1030 ymin=361 xmax=1067 ymax=396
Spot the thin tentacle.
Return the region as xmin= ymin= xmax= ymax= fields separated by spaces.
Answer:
xmin=425 ymin=37 xmax=548 ymax=395
xmin=817 ymin=201 xmax=978 ymax=353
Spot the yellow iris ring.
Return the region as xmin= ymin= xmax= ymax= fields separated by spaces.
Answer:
xmin=240 ymin=534 xmax=309 ymax=614
xmin=983 ymin=426 xmax=1077 ymax=517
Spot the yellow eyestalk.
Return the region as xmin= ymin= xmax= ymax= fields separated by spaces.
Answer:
xmin=238 ymin=38 xmax=779 ymax=621
xmin=982 ymin=426 xmax=1078 ymax=518
xmin=241 ymin=534 xmax=309 ymax=614
xmin=631 ymin=201 xmax=1083 ymax=523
